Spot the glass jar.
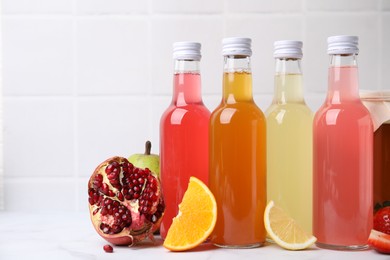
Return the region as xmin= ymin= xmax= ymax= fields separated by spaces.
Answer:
xmin=361 ymin=91 xmax=390 ymax=212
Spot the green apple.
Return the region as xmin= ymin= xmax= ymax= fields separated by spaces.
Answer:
xmin=128 ymin=141 xmax=160 ymax=178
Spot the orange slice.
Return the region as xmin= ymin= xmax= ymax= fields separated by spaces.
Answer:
xmin=163 ymin=177 xmax=217 ymax=251
xmin=264 ymin=200 xmax=316 ymax=250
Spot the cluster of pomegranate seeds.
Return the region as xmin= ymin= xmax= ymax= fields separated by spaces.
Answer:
xmin=88 ymin=157 xmax=165 ymax=245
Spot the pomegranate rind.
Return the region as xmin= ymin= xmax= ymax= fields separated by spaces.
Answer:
xmin=368 ymin=229 xmax=390 ymax=254
xmin=88 ymin=156 xmax=164 ymax=246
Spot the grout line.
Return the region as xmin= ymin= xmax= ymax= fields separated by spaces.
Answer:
xmin=0 ymin=0 xmax=4 ymax=210
xmin=378 ymin=1 xmax=383 ymax=90
xmin=72 ymin=0 xmax=80 ymax=211
xmin=222 ymin=0 xmax=228 ymax=37
xmin=302 ymin=0 xmax=308 ymax=95
xmin=147 ymin=0 xmax=155 ymax=144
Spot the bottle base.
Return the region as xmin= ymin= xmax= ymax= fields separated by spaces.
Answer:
xmin=315 ymin=241 xmax=369 ymax=251
xmin=266 ymin=237 xmax=275 ymax=243
xmin=213 ymin=242 xmax=264 ymax=249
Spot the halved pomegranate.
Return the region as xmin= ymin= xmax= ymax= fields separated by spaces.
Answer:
xmin=88 ymin=156 xmax=164 ymax=246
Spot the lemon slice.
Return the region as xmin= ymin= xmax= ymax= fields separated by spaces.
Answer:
xmin=264 ymin=200 xmax=316 ymax=250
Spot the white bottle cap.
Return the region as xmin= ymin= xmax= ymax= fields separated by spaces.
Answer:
xmin=173 ymin=42 xmax=201 ymax=61
xmin=222 ymin=37 xmax=252 ymax=56
xmin=327 ymin=35 xmax=359 ymax=55
xmin=274 ymin=40 xmax=303 ymax=59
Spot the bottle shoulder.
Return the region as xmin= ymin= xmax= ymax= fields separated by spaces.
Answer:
xmin=161 ymin=104 xmax=210 ymax=124
xmin=266 ymin=103 xmax=313 ymax=117
xmin=314 ymin=101 xmax=372 ymax=127
xmin=315 ymin=101 xmax=370 ymax=117
xmin=210 ymin=101 xmax=265 ymax=122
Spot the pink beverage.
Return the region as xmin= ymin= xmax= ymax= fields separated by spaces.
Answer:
xmin=313 ymin=36 xmax=373 ymax=250
xmin=160 ymin=42 xmax=210 ymax=239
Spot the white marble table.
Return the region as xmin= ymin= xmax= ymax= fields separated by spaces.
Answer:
xmin=0 ymin=211 xmax=389 ymax=260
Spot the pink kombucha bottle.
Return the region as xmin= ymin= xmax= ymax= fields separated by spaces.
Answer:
xmin=313 ymin=35 xmax=373 ymax=250
xmin=159 ymin=42 xmax=210 ymax=239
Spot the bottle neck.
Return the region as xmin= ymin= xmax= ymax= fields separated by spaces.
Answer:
xmin=172 ymin=59 xmax=202 ymax=106
xmin=327 ymin=54 xmax=359 ymax=103
xmin=273 ymin=58 xmax=304 ymax=104
xmin=222 ymin=55 xmax=253 ymax=103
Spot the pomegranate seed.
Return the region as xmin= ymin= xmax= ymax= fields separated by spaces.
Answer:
xmin=117 ymin=192 xmax=124 ymax=201
xmin=101 ymin=225 xmax=110 ymax=234
xmin=103 ymin=244 xmax=113 ymax=253
xmin=93 ymin=180 xmax=102 ymax=188
xmin=101 ymin=207 xmax=108 ymax=216
xmin=103 ymin=186 xmax=112 ymax=196
xmin=88 ymin=188 xmax=94 ymax=196
xmin=95 ymin=174 xmax=103 ymax=182
xmin=112 ymin=183 xmax=122 ymax=190
xmin=109 ymin=178 xmax=119 ymax=184
xmin=88 ymin=197 xmax=95 ymax=205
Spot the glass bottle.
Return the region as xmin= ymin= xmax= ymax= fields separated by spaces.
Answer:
xmin=160 ymin=42 xmax=210 ymax=239
xmin=265 ymin=40 xmax=313 ymax=234
xmin=313 ymin=35 xmax=373 ymax=250
xmin=209 ymin=37 xmax=266 ymax=248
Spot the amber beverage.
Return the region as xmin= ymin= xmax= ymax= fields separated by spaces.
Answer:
xmin=209 ymin=37 xmax=267 ymax=248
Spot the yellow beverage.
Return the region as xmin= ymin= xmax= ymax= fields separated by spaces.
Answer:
xmin=210 ymin=70 xmax=267 ymax=247
xmin=266 ymin=73 xmax=313 ymax=234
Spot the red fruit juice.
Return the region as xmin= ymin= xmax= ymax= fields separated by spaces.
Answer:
xmin=160 ymin=72 xmax=210 ymax=239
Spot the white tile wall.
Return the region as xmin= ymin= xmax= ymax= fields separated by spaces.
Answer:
xmin=383 ymin=0 xmax=390 ymax=11
xmin=227 ymin=0 xmax=303 ymax=13
xmin=76 ymin=0 xmax=149 ymax=15
xmin=382 ymin=13 xmax=390 ymax=90
xmin=306 ymin=0 xmax=379 ymax=11
xmin=0 ymin=4 xmax=3 ymax=210
xmin=4 ymin=98 xmax=74 ymax=177
xmin=152 ymin=0 xmax=224 ymax=14
xmin=76 ymin=17 xmax=150 ymax=95
xmin=3 ymin=18 xmax=74 ymax=96
xmin=2 ymin=0 xmax=73 ymax=14
xmin=2 ymin=0 xmax=388 ymax=212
